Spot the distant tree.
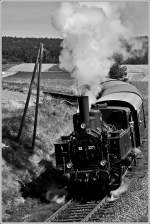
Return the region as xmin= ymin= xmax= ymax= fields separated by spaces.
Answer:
xmin=2 ymin=58 xmax=7 ymax=64
xmin=109 ymin=63 xmax=128 ymax=81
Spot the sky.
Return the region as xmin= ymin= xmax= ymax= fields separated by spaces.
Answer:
xmin=2 ymin=1 xmax=149 ymax=38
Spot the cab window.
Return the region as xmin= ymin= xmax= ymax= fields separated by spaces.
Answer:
xmin=100 ymin=109 xmax=127 ymax=129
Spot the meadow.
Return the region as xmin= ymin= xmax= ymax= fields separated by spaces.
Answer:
xmin=3 ymin=71 xmax=75 ymax=96
xmin=2 ymin=67 xmax=148 ymax=221
xmin=2 ymin=93 xmax=77 ymax=221
xmin=2 ymin=70 xmax=77 ymax=221
xmin=2 ymin=63 xmax=19 ymax=71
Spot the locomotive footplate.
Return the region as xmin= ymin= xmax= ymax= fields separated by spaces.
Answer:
xmin=70 ymin=169 xmax=109 ymax=187
xmin=67 ymin=169 xmax=110 ymax=200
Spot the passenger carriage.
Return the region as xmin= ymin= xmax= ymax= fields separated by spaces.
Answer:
xmin=95 ymin=80 xmax=146 ymax=150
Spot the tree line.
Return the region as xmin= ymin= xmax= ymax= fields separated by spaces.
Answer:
xmin=2 ymin=36 xmax=148 ymax=64
xmin=2 ymin=36 xmax=62 ymax=64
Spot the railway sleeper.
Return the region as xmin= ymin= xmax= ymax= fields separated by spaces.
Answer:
xmin=67 ymin=206 xmax=96 ymax=211
xmin=57 ymin=212 xmax=91 ymax=218
xmin=53 ymin=218 xmax=83 ymax=222
xmin=71 ymin=204 xmax=97 ymax=208
xmin=56 ymin=216 xmax=85 ymax=220
xmin=61 ymin=207 xmax=94 ymax=212
xmin=63 ymin=210 xmax=93 ymax=215
xmin=58 ymin=215 xmax=87 ymax=220
xmin=60 ymin=210 xmax=91 ymax=215
xmin=89 ymin=218 xmax=101 ymax=221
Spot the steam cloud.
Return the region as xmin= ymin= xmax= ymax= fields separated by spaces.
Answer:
xmin=128 ymin=37 xmax=148 ymax=58
xmin=52 ymin=2 xmax=131 ymax=106
xmin=107 ymin=178 xmax=129 ymax=202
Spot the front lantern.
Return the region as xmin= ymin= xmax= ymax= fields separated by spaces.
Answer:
xmin=100 ymin=160 xmax=107 ymax=167
xmin=66 ymin=162 xmax=73 ymax=169
xmin=81 ymin=123 xmax=86 ymax=129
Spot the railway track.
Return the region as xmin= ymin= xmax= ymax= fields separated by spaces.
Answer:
xmin=46 ymin=197 xmax=109 ymax=222
xmin=45 ymin=165 xmax=130 ymax=222
xmin=46 ymin=149 xmax=148 ymax=222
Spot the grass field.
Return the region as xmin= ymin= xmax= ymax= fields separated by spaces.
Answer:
xmin=131 ymin=81 xmax=148 ymax=97
xmin=2 ymin=63 xmax=20 ymax=71
xmin=2 ymin=93 xmax=77 ymax=221
xmin=3 ymin=71 xmax=75 ymax=95
xmin=2 ymin=69 xmax=77 ymax=221
xmin=2 ymin=66 xmax=148 ymax=222
xmin=4 ymin=71 xmax=72 ymax=80
xmin=3 ymin=63 xmax=57 ymax=72
xmin=124 ymin=64 xmax=148 ymax=75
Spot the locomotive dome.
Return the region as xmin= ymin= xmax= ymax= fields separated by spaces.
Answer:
xmin=96 ymin=79 xmax=143 ymax=111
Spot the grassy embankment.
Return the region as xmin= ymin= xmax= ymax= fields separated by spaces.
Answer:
xmin=2 ymin=72 xmax=77 ymax=221
xmin=2 ymin=63 xmax=20 ymax=71
xmin=3 ymin=71 xmax=75 ymax=94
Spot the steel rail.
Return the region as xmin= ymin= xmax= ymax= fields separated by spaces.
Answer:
xmin=46 ymin=200 xmax=72 ymax=222
xmin=81 ymin=197 xmax=106 ymax=222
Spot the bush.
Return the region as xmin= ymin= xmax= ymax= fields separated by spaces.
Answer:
xmin=109 ymin=63 xmax=128 ymax=81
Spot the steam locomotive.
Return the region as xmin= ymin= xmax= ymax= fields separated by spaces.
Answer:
xmin=54 ymin=79 xmax=145 ymax=199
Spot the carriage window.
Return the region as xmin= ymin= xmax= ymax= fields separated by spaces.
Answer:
xmin=100 ymin=109 xmax=127 ymax=129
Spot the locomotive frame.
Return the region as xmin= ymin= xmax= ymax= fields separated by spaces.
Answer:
xmin=54 ymin=79 xmax=145 ymax=199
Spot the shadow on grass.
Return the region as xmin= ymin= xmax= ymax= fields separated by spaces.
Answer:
xmin=2 ymin=114 xmax=69 ymax=202
xmin=2 ymin=112 xmax=36 ymax=172
xmin=20 ymin=160 xmax=68 ymax=202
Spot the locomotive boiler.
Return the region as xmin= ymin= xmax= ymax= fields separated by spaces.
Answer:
xmin=54 ymin=80 xmax=145 ymax=199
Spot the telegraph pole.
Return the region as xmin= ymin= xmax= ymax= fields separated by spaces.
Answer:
xmin=17 ymin=43 xmax=43 ymax=150
xmin=32 ymin=43 xmax=43 ymax=149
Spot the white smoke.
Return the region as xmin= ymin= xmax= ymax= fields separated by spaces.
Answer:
xmin=52 ymin=194 xmax=66 ymax=204
xmin=132 ymin=147 xmax=143 ymax=158
xmin=128 ymin=37 xmax=148 ymax=58
xmin=107 ymin=178 xmax=129 ymax=202
xmin=52 ymin=2 xmax=131 ymax=106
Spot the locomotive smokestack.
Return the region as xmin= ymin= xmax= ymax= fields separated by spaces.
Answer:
xmin=78 ymin=96 xmax=89 ymax=125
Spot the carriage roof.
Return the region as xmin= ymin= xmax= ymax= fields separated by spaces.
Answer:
xmin=96 ymin=79 xmax=143 ymax=111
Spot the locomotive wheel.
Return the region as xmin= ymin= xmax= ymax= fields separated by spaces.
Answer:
xmin=100 ymin=180 xmax=109 ymax=198
xmin=94 ymin=172 xmax=110 ymax=199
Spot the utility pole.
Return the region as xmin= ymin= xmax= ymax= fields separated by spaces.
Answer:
xmin=17 ymin=43 xmax=43 ymax=150
xmin=32 ymin=43 xmax=43 ymax=149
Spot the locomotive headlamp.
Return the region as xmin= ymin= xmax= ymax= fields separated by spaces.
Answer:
xmin=100 ymin=160 xmax=107 ymax=166
xmin=81 ymin=123 xmax=86 ymax=129
xmin=66 ymin=162 xmax=73 ymax=169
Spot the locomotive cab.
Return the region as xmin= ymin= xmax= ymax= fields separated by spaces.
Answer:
xmin=96 ymin=105 xmax=133 ymax=160
xmin=100 ymin=106 xmax=129 ymax=130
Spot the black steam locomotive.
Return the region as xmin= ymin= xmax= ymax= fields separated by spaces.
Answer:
xmin=54 ymin=80 xmax=145 ymax=199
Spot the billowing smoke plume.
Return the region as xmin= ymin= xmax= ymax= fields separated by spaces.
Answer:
xmin=128 ymin=37 xmax=148 ymax=58
xmin=52 ymin=2 xmax=131 ymax=106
